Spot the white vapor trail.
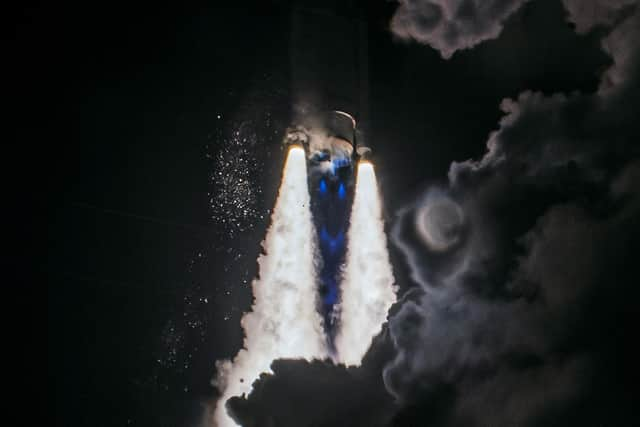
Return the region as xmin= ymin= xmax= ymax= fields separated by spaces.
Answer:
xmin=335 ymin=162 xmax=397 ymax=366
xmin=213 ymin=147 xmax=328 ymax=427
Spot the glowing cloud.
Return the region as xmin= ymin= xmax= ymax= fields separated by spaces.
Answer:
xmin=335 ymin=162 xmax=397 ymax=366
xmin=213 ymin=147 xmax=328 ymax=426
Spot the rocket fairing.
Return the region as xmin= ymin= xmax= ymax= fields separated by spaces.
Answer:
xmin=283 ymin=110 xmax=372 ymax=163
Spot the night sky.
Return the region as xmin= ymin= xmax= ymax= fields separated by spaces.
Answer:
xmin=36 ymin=0 xmax=640 ymax=426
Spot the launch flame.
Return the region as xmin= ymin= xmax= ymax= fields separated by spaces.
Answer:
xmin=335 ymin=162 xmax=397 ymax=366
xmin=213 ymin=147 xmax=328 ymax=426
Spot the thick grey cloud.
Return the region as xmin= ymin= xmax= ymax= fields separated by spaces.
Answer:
xmin=562 ymin=0 xmax=637 ymax=34
xmin=390 ymin=0 xmax=530 ymax=58
xmin=386 ymin=1 xmax=640 ymax=425
xmin=225 ymin=335 xmax=398 ymax=427
xmin=599 ymin=3 xmax=640 ymax=89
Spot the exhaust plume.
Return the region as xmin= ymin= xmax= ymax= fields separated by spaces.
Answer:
xmin=335 ymin=162 xmax=397 ymax=366
xmin=213 ymin=147 xmax=328 ymax=426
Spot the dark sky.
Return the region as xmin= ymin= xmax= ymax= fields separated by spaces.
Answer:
xmin=35 ymin=0 xmax=639 ymax=426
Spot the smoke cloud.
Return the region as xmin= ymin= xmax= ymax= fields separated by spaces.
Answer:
xmin=213 ymin=147 xmax=328 ymax=426
xmin=561 ymin=0 xmax=637 ymax=34
xmin=227 ymin=355 xmax=397 ymax=427
xmin=335 ymin=162 xmax=397 ymax=366
xmin=390 ymin=0 xmax=530 ymax=58
xmin=386 ymin=0 xmax=640 ymax=424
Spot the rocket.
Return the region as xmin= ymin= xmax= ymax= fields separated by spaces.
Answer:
xmin=283 ymin=1 xmax=372 ymax=347
xmin=283 ymin=110 xmax=369 ymax=346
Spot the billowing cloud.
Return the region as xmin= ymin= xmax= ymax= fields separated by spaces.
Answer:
xmin=386 ymin=1 xmax=640 ymax=424
xmin=390 ymin=0 xmax=530 ymax=58
xmin=226 ymin=336 xmax=398 ymax=427
xmin=561 ymin=0 xmax=637 ymax=34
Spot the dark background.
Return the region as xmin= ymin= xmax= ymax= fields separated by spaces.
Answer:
xmin=30 ymin=0 xmax=616 ymax=425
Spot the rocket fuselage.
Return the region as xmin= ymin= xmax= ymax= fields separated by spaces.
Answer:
xmin=290 ymin=1 xmax=368 ymax=347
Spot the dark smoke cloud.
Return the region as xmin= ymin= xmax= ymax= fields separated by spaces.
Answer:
xmin=226 ymin=335 xmax=398 ymax=427
xmin=386 ymin=1 xmax=640 ymax=425
xmin=390 ymin=0 xmax=530 ymax=58
xmin=561 ymin=0 xmax=637 ymax=34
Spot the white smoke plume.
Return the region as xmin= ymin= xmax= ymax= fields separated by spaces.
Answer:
xmin=213 ymin=147 xmax=328 ymax=426
xmin=335 ymin=162 xmax=397 ymax=366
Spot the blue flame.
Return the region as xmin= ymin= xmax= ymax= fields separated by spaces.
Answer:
xmin=338 ymin=182 xmax=346 ymax=200
xmin=320 ymin=227 xmax=344 ymax=255
xmin=319 ymin=178 xmax=327 ymax=195
xmin=323 ymin=277 xmax=338 ymax=306
xmin=333 ymin=157 xmax=350 ymax=168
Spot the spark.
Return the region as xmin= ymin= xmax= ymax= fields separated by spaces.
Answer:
xmin=209 ymin=122 xmax=264 ymax=237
